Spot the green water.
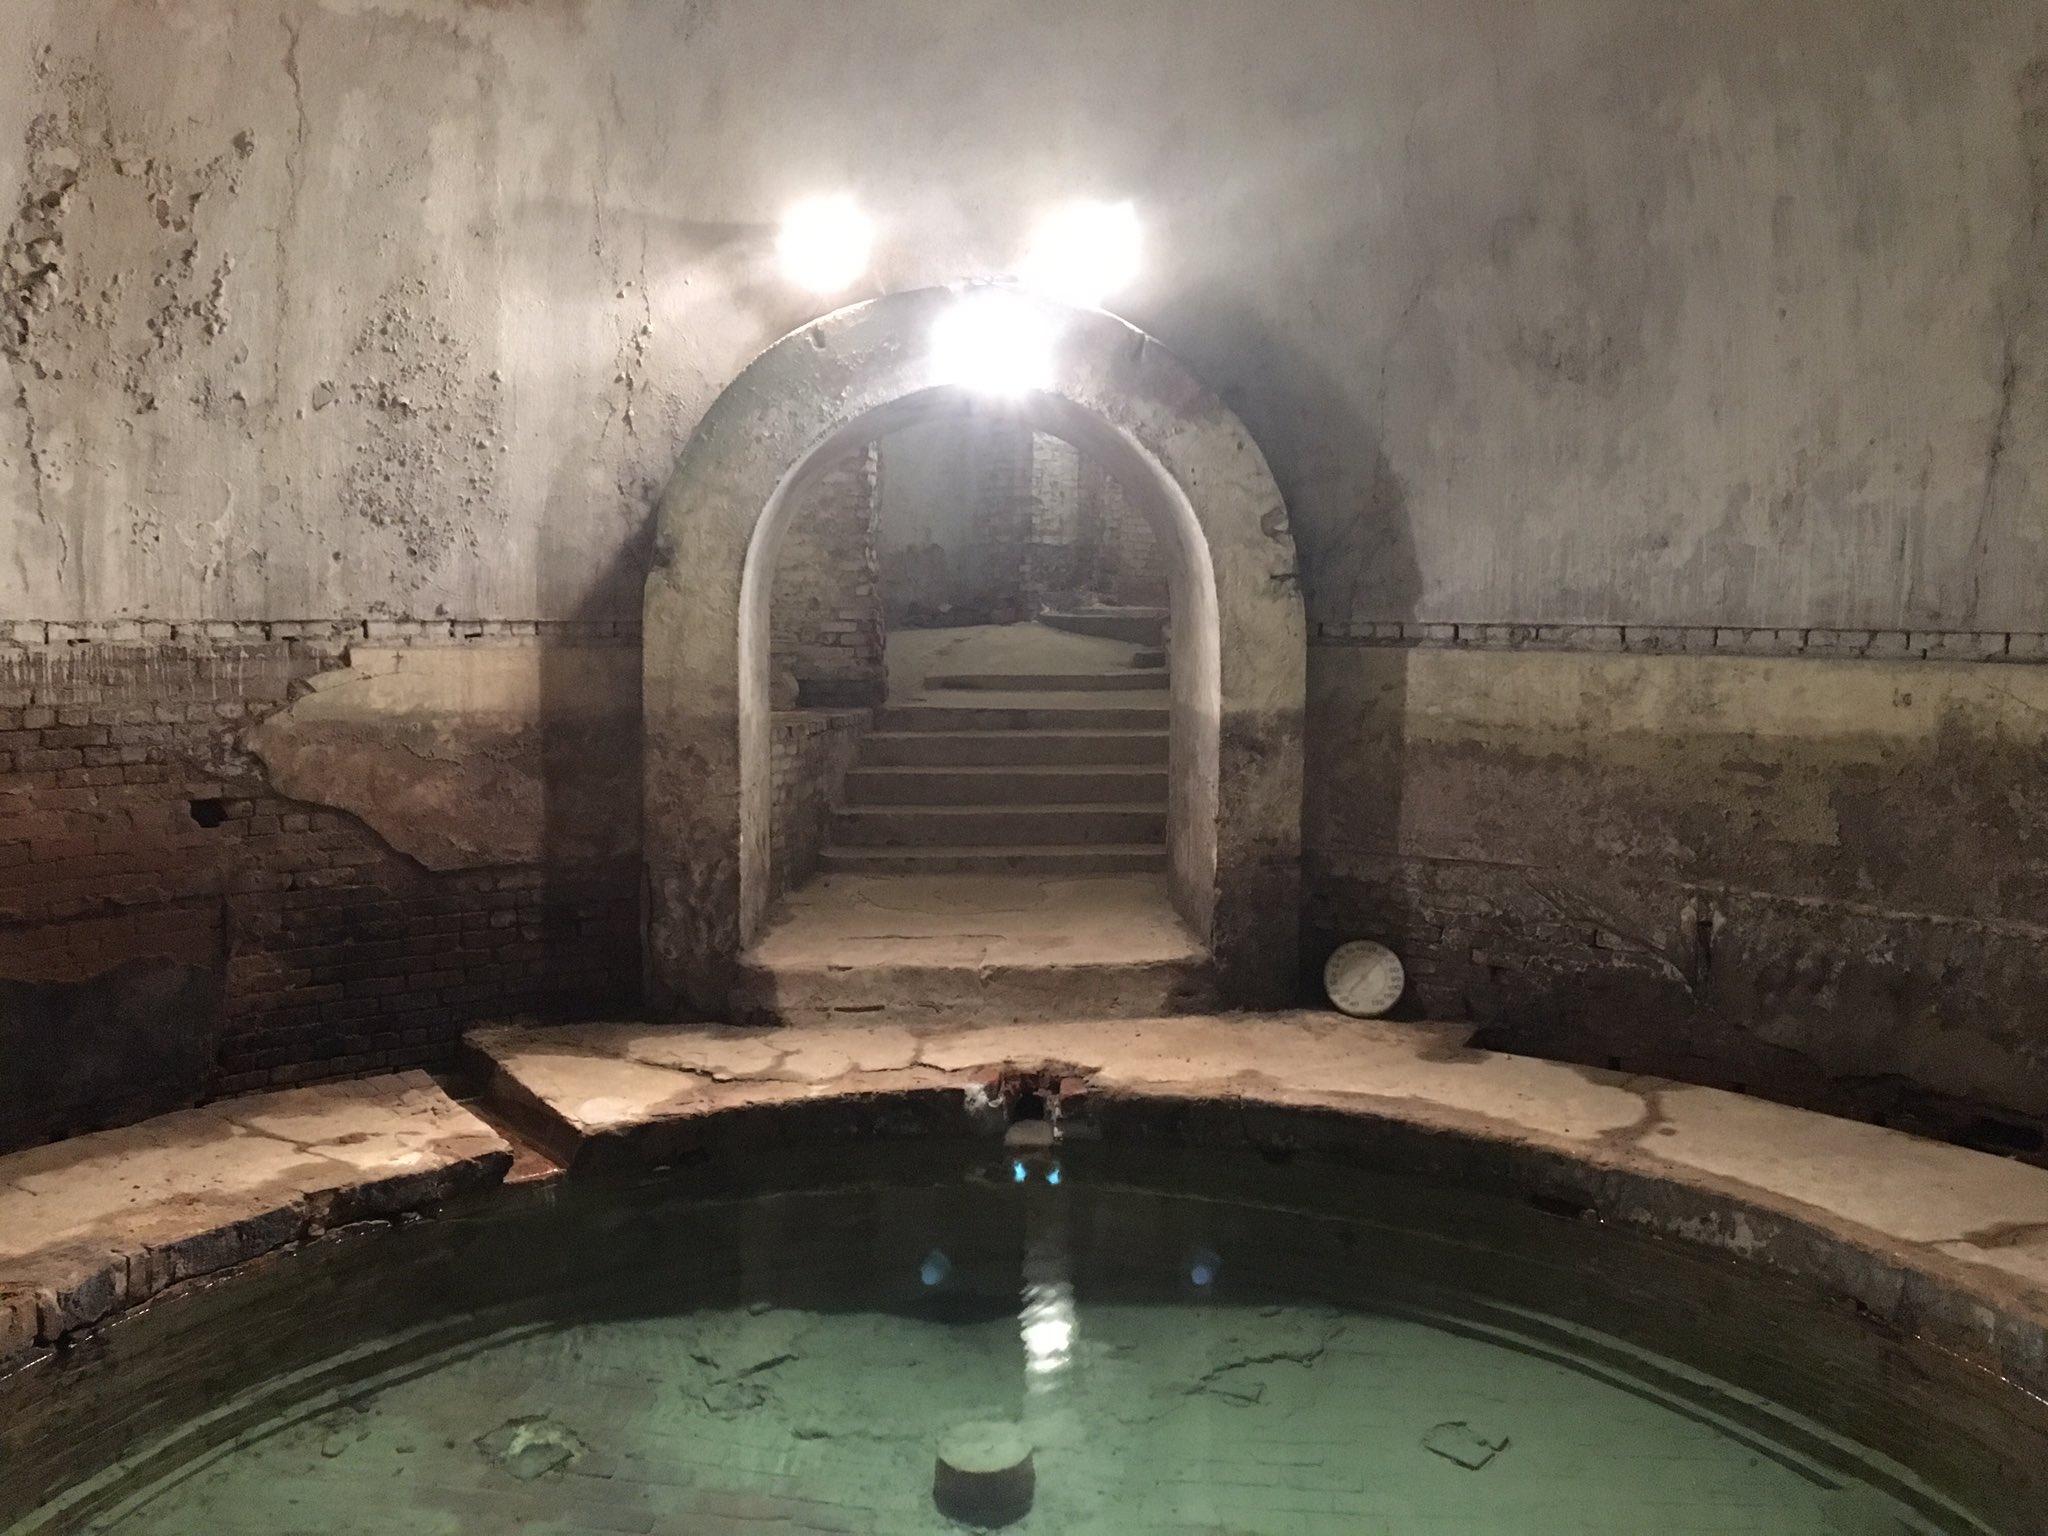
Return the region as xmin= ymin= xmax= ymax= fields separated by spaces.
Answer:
xmin=89 ymin=1299 xmax=1931 ymax=1535
xmin=54 ymin=1166 xmax=1956 ymax=1536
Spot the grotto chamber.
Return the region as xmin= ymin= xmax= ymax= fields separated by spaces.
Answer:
xmin=9 ymin=1 xmax=2048 ymax=1531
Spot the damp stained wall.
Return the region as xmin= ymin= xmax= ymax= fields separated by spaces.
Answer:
xmin=3 ymin=0 xmax=2048 ymax=1145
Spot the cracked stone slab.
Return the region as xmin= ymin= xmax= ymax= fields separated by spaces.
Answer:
xmin=1645 ymin=1084 xmax=2048 ymax=1246
xmin=466 ymin=1021 xmax=957 ymax=1164
xmin=466 ymin=1012 xmax=2048 ymax=1377
xmin=1423 ymin=1420 xmax=1509 ymax=1470
xmin=465 ymin=1013 xmax=1660 ymax=1162
xmin=0 ymin=1072 xmax=511 ymax=1365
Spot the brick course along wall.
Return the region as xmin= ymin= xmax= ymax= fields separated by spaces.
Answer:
xmin=771 ymin=445 xmax=885 ymax=707
xmin=0 ymin=623 xmax=639 ymax=1153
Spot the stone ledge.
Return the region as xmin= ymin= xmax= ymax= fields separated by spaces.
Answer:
xmin=13 ymin=1017 xmax=2048 ymax=1404
xmin=466 ymin=1012 xmax=2048 ymax=1394
xmin=0 ymin=1072 xmax=512 ymax=1368
xmin=1314 ymin=619 xmax=2045 ymax=662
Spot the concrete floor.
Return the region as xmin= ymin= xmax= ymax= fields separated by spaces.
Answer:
xmin=884 ymin=623 xmax=1154 ymax=703
xmin=748 ymin=874 xmax=1201 ymax=971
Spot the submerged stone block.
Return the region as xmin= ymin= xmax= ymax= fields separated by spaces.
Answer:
xmin=933 ymin=1421 xmax=1035 ymax=1527
xmin=476 ymin=1415 xmax=588 ymax=1481
xmin=1422 ymin=1420 xmax=1508 ymax=1470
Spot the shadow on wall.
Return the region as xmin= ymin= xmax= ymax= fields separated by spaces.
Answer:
xmin=0 ymin=961 xmax=222 ymax=1147
xmin=1181 ymin=288 xmax=1423 ymax=1005
xmin=534 ymin=463 xmax=654 ymax=1025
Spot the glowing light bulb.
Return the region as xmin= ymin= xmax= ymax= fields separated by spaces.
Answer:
xmin=931 ymin=290 xmax=1057 ymax=398
xmin=1019 ymin=199 xmax=1141 ymax=308
xmin=775 ymin=194 xmax=873 ymax=294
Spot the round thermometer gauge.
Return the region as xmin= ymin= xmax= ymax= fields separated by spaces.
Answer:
xmin=1323 ymin=940 xmax=1406 ymax=1018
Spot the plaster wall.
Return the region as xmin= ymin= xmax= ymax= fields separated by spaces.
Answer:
xmin=4 ymin=0 xmax=2045 ymax=634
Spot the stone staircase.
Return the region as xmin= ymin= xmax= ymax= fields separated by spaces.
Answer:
xmin=730 ymin=625 xmax=1209 ymax=1028
xmin=820 ymin=668 xmax=1170 ymax=876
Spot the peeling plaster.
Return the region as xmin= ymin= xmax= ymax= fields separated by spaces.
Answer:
xmin=244 ymin=644 xmax=640 ymax=871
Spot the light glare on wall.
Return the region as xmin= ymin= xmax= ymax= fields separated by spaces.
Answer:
xmin=1019 ymin=199 xmax=1141 ymax=308
xmin=930 ymin=290 xmax=1057 ymax=398
xmin=776 ymin=194 xmax=873 ymax=294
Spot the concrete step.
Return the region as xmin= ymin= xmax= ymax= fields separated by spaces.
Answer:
xmin=1038 ymin=607 xmax=1167 ymax=646
xmin=833 ymin=803 xmax=1166 ymax=847
xmin=858 ymin=729 xmax=1168 ymax=767
xmin=819 ymin=844 xmax=1168 ymax=875
xmin=845 ymin=764 xmax=1169 ymax=805
xmin=731 ymin=952 xmax=1217 ymax=1027
xmin=876 ymin=702 xmax=1168 ymax=731
xmin=923 ymin=669 xmax=1166 ymax=692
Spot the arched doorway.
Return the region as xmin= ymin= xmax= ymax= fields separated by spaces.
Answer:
xmin=644 ymin=287 xmax=1304 ymax=1018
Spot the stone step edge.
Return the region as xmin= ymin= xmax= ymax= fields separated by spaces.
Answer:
xmin=834 ymin=802 xmax=1168 ymax=816
xmin=818 ymin=845 xmax=1167 ymax=867
xmin=847 ymin=770 xmax=1171 ymax=782
xmin=923 ymin=672 xmax=1168 ymax=690
xmin=860 ymin=728 xmax=1169 ymax=740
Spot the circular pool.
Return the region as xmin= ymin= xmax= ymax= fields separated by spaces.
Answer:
xmin=3 ymin=1137 xmax=2041 ymax=1534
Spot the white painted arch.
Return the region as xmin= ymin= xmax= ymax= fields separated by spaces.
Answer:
xmin=644 ymin=286 xmax=1305 ymax=1017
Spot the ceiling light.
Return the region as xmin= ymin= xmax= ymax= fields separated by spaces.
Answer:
xmin=930 ymin=289 xmax=1057 ymax=398
xmin=1019 ymin=199 xmax=1141 ymax=308
xmin=775 ymin=194 xmax=873 ymax=295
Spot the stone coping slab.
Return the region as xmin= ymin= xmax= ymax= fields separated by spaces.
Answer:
xmin=466 ymin=1011 xmax=2048 ymax=1392
xmin=0 ymin=1073 xmax=512 ymax=1368
xmin=8 ymin=1015 xmax=2048 ymax=1404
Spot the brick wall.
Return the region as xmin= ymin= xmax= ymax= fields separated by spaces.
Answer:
xmin=879 ymin=425 xmax=1166 ymax=628
xmin=768 ymin=709 xmax=868 ymax=895
xmin=0 ymin=624 xmax=638 ymax=1151
xmin=771 ymin=446 xmax=885 ymax=706
xmin=878 ymin=418 xmax=1036 ymax=629
xmin=1074 ymin=451 xmax=1168 ymax=610
xmin=1024 ymin=433 xmax=1084 ymax=604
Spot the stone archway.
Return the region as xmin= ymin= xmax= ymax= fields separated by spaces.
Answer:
xmin=644 ymin=286 xmax=1304 ymax=1018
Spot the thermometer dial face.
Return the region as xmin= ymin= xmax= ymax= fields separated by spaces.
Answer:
xmin=1323 ymin=941 xmax=1405 ymax=1018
